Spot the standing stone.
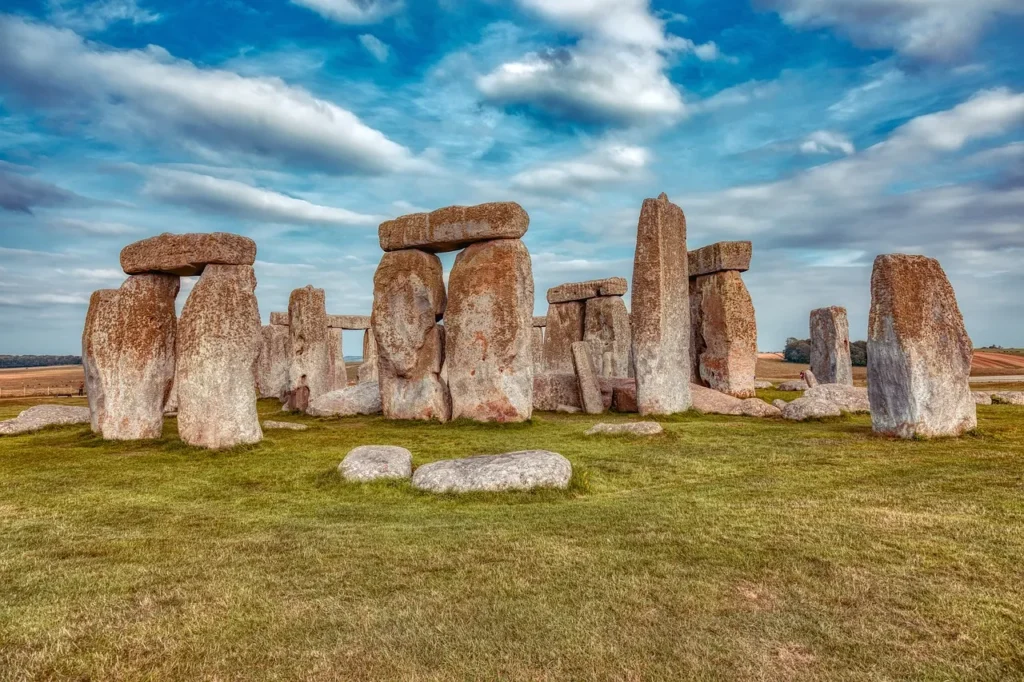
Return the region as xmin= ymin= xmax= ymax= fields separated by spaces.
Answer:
xmin=690 ymin=272 xmax=757 ymax=398
xmin=177 ymin=265 xmax=262 ymax=449
xmin=631 ymin=193 xmax=690 ymax=415
xmin=584 ymin=296 xmax=632 ymax=378
xmin=531 ymin=327 xmax=545 ymax=374
xmin=446 ymin=239 xmax=534 ymax=422
xmin=256 ymin=324 xmax=291 ymax=399
xmin=867 ymin=254 xmax=976 ymax=438
xmin=88 ymin=275 xmax=178 ymax=440
xmin=329 ymin=327 xmax=347 ymax=390
xmin=284 ymin=286 xmax=332 ymax=413
xmin=810 ymin=307 xmax=853 ymax=386
xmin=571 ymin=342 xmax=604 ymax=415
xmin=371 ymin=249 xmax=450 ymax=421
xmin=543 ymin=301 xmax=585 ymax=373
xmin=358 ymin=330 xmax=379 ymax=383
xmin=82 ymin=288 xmax=118 ymax=433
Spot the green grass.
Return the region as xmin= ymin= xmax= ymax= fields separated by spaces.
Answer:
xmin=2 ymin=397 xmax=1024 ymax=681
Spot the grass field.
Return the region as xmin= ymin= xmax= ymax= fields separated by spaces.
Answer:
xmin=2 ymin=396 xmax=1024 ymax=681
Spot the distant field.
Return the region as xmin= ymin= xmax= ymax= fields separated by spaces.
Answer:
xmin=0 ymin=365 xmax=84 ymax=393
xmin=757 ymin=350 xmax=1024 ymax=381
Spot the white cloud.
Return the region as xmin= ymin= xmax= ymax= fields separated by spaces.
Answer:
xmin=290 ymin=0 xmax=402 ymax=24
xmin=761 ymin=0 xmax=1024 ymax=60
xmin=799 ymin=130 xmax=855 ymax=155
xmin=142 ymin=169 xmax=384 ymax=227
xmin=0 ymin=17 xmax=419 ymax=175
xmin=358 ymin=33 xmax=390 ymax=62
xmin=48 ymin=0 xmax=161 ymax=33
xmin=516 ymin=0 xmax=667 ymax=48
xmin=50 ymin=218 xmax=141 ymax=235
xmin=511 ymin=142 xmax=650 ymax=194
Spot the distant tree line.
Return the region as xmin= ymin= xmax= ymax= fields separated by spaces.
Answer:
xmin=783 ymin=339 xmax=867 ymax=366
xmin=0 ymin=355 xmax=82 ymax=369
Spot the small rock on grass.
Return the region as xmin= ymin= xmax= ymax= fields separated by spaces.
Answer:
xmin=412 ymin=450 xmax=571 ymax=493
xmin=991 ymin=391 xmax=1024 ymax=406
xmin=0 ymin=405 xmax=91 ymax=436
xmin=972 ymin=392 xmax=993 ymax=405
xmin=340 ymin=445 xmax=412 ymax=482
xmin=263 ymin=420 xmax=309 ymax=431
xmin=585 ymin=422 xmax=663 ymax=436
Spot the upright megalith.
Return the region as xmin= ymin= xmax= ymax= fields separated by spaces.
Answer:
xmin=88 ymin=275 xmax=179 ymax=440
xmin=177 ymin=265 xmax=263 ymax=449
xmin=82 ymin=288 xmax=118 ymax=433
xmin=371 ymin=249 xmax=450 ymax=421
xmin=120 ymin=232 xmax=256 ymax=276
xmin=531 ymin=327 xmax=545 ymax=373
xmin=358 ymin=330 xmax=379 ymax=383
xmin=631 ymin=193 xmax=691 ymax=415
xmin=379 ymin=202 xmax=528 ymax=253
xmin=329 ymin=327 xmax=346 ymax=390
xmin=867 ymin=254 xmax=976 ymax=438
xmin=284 ymin=286 xmax=332 ymax=413
xmin=688 ymin=242 xmax=756 ymax=398
xmin=584 ymin=295 xmax=632 ymax=378
xmin=810 ymin=306 xmax=853 ymax=386
xmin=256 ymin=323 xmax=291 ymax=399
xmin=543 ymin=301 xmax=585 ymax=373
xmin=446 ymin=239 xmax=534 ymax=422
xmin=571 ymin=342 xmax=604 ymax=415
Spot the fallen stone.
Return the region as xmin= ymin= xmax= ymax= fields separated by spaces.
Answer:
xmin=584 ymin=295 xmax=632 ymax=378
xmin=379 ymin=202 xmax=528 ymax=253
xmin=868 ymin=254 xmax=976 ymax=438
xmin=543 ymin=301 xmax=585 ymax=373
xmin=556 ymin=404 xmax=581 ymax=414
xmin=810 ymin=306 xmax=854 ymax=386
xmin=690 ymin=271 xmax=756 ymax=398
xmin=972 ymin=392 xmax=993 ymax=405
xmin=327 ymin=315 xmax=371 ymax=330
xmin=445 ymin=239 xmax=534 ymax=422
xmin=585 ymin=422 xmax=663 ymax=436
xmin=687 ymin=241 xmax=752 ymax=277
xmin=801 ymin=369 xmax=819 ymax=388
xmin=572 ymin=342 xmax=604 ymax=415
xmin=307 ymin=381 xmax=383 ymax=417
xmin=754 ymin=380 xmax=774 ymax=389
xmin=804 ymin=384 xmax=870 ymax=413
xmin=547 ymin=277 xmax=628 ymax=304
xmin=992 ymin=391 xmax=1024 ymax=406
xmin=256 ymin=324 xmax=291 ymax=400
xmin=372 ymin=249 xmax=450 ymax=421
xmin=777 ymin=379 xmax=808 ymax=392
xmin=0 ymin=405 xmax=92 ymax=436
xmin=689 ymin=384 xmax=780 ymax=418
xmin=631 ymin=193 xmax=691 ymax=415
xmin=339 ymin=445 xmax=412 ymax=482
xmin=120 ymin=232 xmax=256 ymax=276
xmin=176 ymin=265 xmax=263 ymax=449
xmin=740 ymin=398 xmax=782 ymax=418
xmin=411 ymin=450 xmax=571 ymax=493
xmin=262 ymin=420 xmax=309 ymax=431
xmin=81 ymin=288 xmax=118 ymax=433
xmin=284 ymin=286 xmax=333 ymax=413
xmin=772 ymin=399 xmax=788 ymax=410
xmin=782 ymin=397 xmax=842 ymax=421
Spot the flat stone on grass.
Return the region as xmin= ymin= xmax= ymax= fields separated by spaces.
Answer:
xmin=585 ymin=422 xmax=663 ymax=436
xmin=992 ymin=392 xmax=1024 ymax=406
xmin=262 ymin=421 xmax=309 ymax=431
xmin=412 ymin=450 xmax=571 ymax=493
xmin=0 ymin=405 xmax=91 ymax=436
xmin=340 ymin=445 xmax=413 ymax=482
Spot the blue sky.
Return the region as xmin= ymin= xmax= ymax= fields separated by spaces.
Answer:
xmin=1 ymin=0 xmax=1022 ymax=355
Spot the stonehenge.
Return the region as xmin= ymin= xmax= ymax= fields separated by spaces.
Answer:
xmin=256 ymin=323 xmax=291 ymax=399
xmin=688 ymin=241 xmax=756 ymax=398
xmin=265 ymin=310 xmax=376 ymax=397
xmin=542 ymin=277 xmax=631 ymax=378
xmin=810 ymin=306 xmax=853 ymax=385
xmin=867 ymin=254 xmax=976 ymax=438
xmin=283 ymin=286 xmax=332 ymax=413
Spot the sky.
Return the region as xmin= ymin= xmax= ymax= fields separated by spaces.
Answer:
xmin=0 ymin=0 xmax=1022 ymax=356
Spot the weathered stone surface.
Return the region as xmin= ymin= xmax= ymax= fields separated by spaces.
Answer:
xmin=972 ymin=392 xmax=993 ymax=405
xmin=782 ymin=397 xmax=842 ymax=421
xmin=329 ymin=327 xmax=347 ymax=390
xmin=121 ymin=232 xmax=256 ymax=276
xmin=631 ymin=193 xmax=690 ymax=415
xmin=612 ymin=383 xmax=638 ymax=413
xmin=777 ymin=379 xmax=808 ymax=392
xmin=284 ymin=286 xmax=332 ymax=413
xmin=571 ymin=342 xmax=604 ymax=415
xmin=690 ymin=271 xmax=756 ymax=398
xmin=772 ymin=399 xmax=788 ymax=410
xmin=868 ymin=254 xmax=976 ymax=439
xmin=82 ymin=288 xmax=118 ymax=433
xmin=358 ymin=330 xmax=379 ymax=383
xmin=372 ymin=249 xmax=450 ymax=421
xmin=543 ymin=301 xmax=585 ymax=373
xmin=585 ymin=421 xmax=663 ymax=436
xmin=533 ymin=373 xmax=581 ymax=411
xmin=533 ymin=316 xmax=547 ymax=328
xmin=689 ymin=384 xmax=779 ymax=417
xmin=584 ymin=295 xmax=632 ymax=378
xmin=754 ymin=380 xmax=774 ymax=389
xmin=177 ymin=265 xmax=262 ymax=449
xmin=992 ymin=391 xmax=1024 ymax=406
xmin=446 ymin=239 xmax=534 ymax=423
xmin=804 ymin=384 xmax=870 ymax=413
xmin=810 ymin=306 xmax=853 ymax=386
xmin=88 ymin=274 xmax=178 ymax=440
xmin=328 ymin=315 xmax=371 ymax=330
xmin=379 ymin=202 xmax=528 ymax=253
xmin=412 ymin=450 xmax=571 ymax=493
xmin=270 ymin=311 xmax=288 ymax=326
xmin=687 ymin=241 xmax=752 ymax=278
xmin=740 ymin=398 xmax=782 ymax=418
xmin=307 ymin=381 xmax=383 ymax=417
xmin=262 ymin=420 xmax=309 ymax=431
xmin=801 ymin=370 xmax=819 ymax=388
xmin=0 ymin=405 xmax=92 ymax=436
xmin=531 ymin=327 xmax=545 ymax=373
xmin=547 ymin=277 xmax=628 ymax=304
xmin=256 ymin=324 xmax=291 ymax=400
xmin=339 ymin=445 xmax=412 ymax=482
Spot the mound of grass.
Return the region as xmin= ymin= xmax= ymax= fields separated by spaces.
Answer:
xmin=2 ymin=398 xmax=1023 ymax=680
